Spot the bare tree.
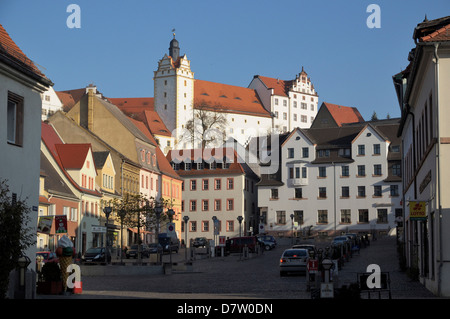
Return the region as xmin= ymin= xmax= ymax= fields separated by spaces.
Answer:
xmin=182 ymin=100 xmax=228 ymax=149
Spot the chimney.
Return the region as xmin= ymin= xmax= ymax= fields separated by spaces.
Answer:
xmin=87 ymin=85 xmax=95 ymax=131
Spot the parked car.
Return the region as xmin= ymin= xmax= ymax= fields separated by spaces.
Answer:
xmin=81 ymin=247 xmax=111 ymax=264
xmin=257 ymin=237 xmax=276 ymax=251
xmin=158 ymin=233 xmax=180 ymax=253
xmin=148 ymin=243 xmax=163 ymax=254
xmin=257 ymin=235 xmax=277 ymax=247
xmin=126 ymin=244 xmax=150 ymax=258
xmin=36 ymin=251 xmax=59 ymax=266
xmin=279 ymin=248 xmax=309 ymax=276
xmin=225 ymin=236 xmax=258 ymax=255
xmin=193 ymin=237 xmax=208 ymax=248
xmin=291 ymin=244 xmax=316 ymax=256
xmin=332 ymin=236 xmax=351 ymax=244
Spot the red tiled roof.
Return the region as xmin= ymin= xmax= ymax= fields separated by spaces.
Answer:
xmin=54 ymin=144 xmax=92 ymax=170
xmin=41 ymin=122 xmax=102 ymax=197
xmin=55 ymin=91 xmax=76 ymax=111
xmin=127 ymin=116 xmax=181 ymax=180
xmin=256 ymin=76 xmax=290 ymax=97
xmin=420 ymin=23 xmax=450 ymax=42
xmin=108 ymin=97 xmax=155 ymax=111
xmin=322 ymin=102 xmax=365 ymax=127
xmin=0 ymin=23 xmax=48 ymax=80
xmin=194 ymin=80 xmax=271 ymax=118
xmin=56 ymin=88 xmax=86 ymax=111
xmin=109 ymin=97 xmax=171 ymax=137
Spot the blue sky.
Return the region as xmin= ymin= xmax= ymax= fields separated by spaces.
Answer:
xmin=1 ymin=0 xmax=448 ymax=120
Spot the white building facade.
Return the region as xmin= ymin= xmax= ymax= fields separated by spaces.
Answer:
xmin=393 ymin=16 xmax=450 ymax=297
xmin=258 ymin=121 xmax=402 ymax=238
xmin=248 ymin=68 xmax=319 ymax=133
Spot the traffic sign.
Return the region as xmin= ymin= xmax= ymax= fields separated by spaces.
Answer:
xmin=307 ymin=259 xmax=319 ymax=273
xmin=258 ymin=223 xmax=265 ymax=233
xmin=167 ymin=222 xmax=175 ymax=235
xmin=219 ymin=236 xmax=226 ymax=247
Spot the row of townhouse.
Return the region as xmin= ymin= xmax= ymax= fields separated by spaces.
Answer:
xmin=39 ymin=85 xmax=183 ymax=255
xmin=257 ymin=106 xmax=403 ymax=238
xmin=393 ymin=15 xmax=450 ymax=297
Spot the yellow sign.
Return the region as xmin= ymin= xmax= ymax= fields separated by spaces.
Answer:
xmin=410 ymin=201 xmax=427 ymax=220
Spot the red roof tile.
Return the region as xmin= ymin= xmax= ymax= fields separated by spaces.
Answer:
xmin=322 ymin=102 xmax=365 ymax=127
xmin=194 ymin=80 xmax=271 ymax=118
xmin=54 ymin=144 xmax=92 ymax=170
xmin=127 ymin=116 xmax=181 ymax=180
xmin=109 ymin=97 xmax=171 ymax=137
xmin=256 ymin=76 xmax=290 ymax=97
xmin=0 ymin=23 xmax=48 ymax=80
xmin=420 ymin=23 xmax=450 ymax=42
xmin=41 ymin=122 xmax=102 ymax=197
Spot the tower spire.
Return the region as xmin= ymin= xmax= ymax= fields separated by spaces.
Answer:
xmin=169 ymin=29 xmax=180 ymax=61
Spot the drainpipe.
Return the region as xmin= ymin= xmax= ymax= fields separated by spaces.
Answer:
xmin=433 ymin=43 xmax=443 ymax=297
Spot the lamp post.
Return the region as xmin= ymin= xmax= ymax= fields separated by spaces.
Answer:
xmin=212 ymin=216 xmax=218 ymax=257
xmin=166 ymin=208 xmax=175 ymax=264
xmin=155 ymin=203 xmax=163 ymax=264
xmin=183 ymin=215 xmax=189 ymax=261
xmin=118 ymin=208 xmax=126 ymax=265
xmin=103 ymin=206 xmax=112 ymax=264
xmin=290 ymin=213 xmax=294 ymax=245
xmin=237 ymin=216 xmax=243 ymax=259
xmin=237 ymin=216 xmax=243 ymax=237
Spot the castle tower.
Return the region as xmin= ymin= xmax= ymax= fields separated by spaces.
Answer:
xmin=154 ymin=33 xmax=194 ymax=144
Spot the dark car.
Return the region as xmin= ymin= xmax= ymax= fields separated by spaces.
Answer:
xmin=148 ymin=243 xmax=163 ymax=254
xmin=193 ymin=237 xmax=207 ymax=248
xmin=126 ymin=244 xmax=150 ymax=258
xmin=158 ymin=233 xmax=180 ymax=253
xmin=81 ymin=247 xmax=111 ymax=264
xmin=257 ymin=237 xmax=275 ymax=251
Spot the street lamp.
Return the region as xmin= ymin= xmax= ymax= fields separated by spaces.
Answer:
xmin=212 ymin=216 xmax=217 ymax=257
xmin=237 ymin=216 xmax=243 ymax=259
xmin=154 ymin=203 xmax=163 ymax=264
xmin=290 ymin=213 xmax=294 ymax=245
xmin=118 ymin=208 xmax=126 ymax=265
xmin=166 ymin=208 xmax=175 ymax=264
xmin=183 ymin=215 xmax=189 ymax=261
xmin=103 ymin=206 xmax=112 ymax=264
xmin=237 ymin=216 xmax=243 ymax=237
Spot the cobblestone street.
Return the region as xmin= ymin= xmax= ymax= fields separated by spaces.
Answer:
xmin=39 ymin=235 xmax=439 ymax=300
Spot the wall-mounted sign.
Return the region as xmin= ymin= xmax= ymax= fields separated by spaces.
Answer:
xmin=410 ymin=201 xmax=427 ymax=221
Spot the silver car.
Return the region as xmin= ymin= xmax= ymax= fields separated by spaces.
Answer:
xmin=279 ymin=248 xmax=309 ymax=276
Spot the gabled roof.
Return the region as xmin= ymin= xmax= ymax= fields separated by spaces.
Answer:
xmin=40 ymin=151 xmax=78 ymax=200
xmin=0 ymin=24 xmax=52 ymax=85
xmin=41 ymin=122 xmax=102 ymax=197
xmin=255 ymin=76 xmax=290 ymax=97
xmin=127 ymin=116 xmax=181 ymax=180
xmin=55 ymin=144 xmax=93 ymax=170
xmin=321 ymin=102 xmax=365 ymax=127
xmin=194 ymin=79 xmax=271 ymax=118
xmin=93 ymin=151 xmax=110 ymax=169
xmin=109 ymin=97 xmax=171 ymax=137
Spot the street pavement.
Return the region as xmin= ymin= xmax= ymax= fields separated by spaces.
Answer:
xmin=37 ymin=235 xmax=440 ymax=300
